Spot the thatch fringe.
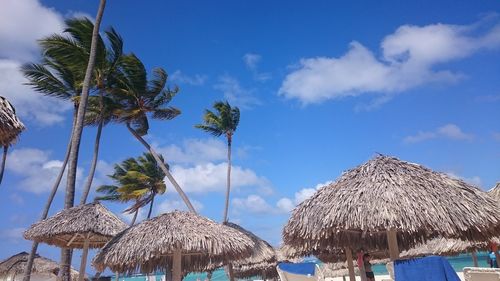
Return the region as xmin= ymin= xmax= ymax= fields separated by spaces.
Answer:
xmin=24 ymin=202 xmax=127 ymax=248
xmin=0 ymin=252 xmax=85 ymax=280
xmin=488 ymin=182 xmax=500 ymax=202
xmin=0 ymin=96 xmax=25 ymax=146
xmin=92 ymin=211 xmax=254 ymax=274
xmin=283 ymin=155 xmax=500 ymax=252
xmin=226 ymin=223 xmax=277 ymax=267
xmin=233 ymin=260 xmax=278 ymax=280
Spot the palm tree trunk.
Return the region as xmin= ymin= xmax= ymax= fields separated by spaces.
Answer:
xmin=61 ymin=1 xmax=107 ymax=280
xmin=79 ymin=112 xmax=104 ymax=204
xmin=126 ymin=123 xmax=196 ymax=213
xmin=0 ymin=145 xmax=8 ymax=185
xmin=23 ymin=112 xmax=76 ymax=281
xmin=222 ymin=135 xmax=232 ymax=223
xmin=130 ymin=209 xmax=139 ymax=226
xmin=147 ymin=194 xmax=155 ymax=219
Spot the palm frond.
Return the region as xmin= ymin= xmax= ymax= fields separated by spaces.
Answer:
xmin=152 ymin=107 xmax=181 ymax=120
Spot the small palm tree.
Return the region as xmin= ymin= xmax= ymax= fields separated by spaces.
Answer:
xmin=195 ymin=101 xmax=240 ymax=223
xmin=111 ymin=53 xmax=196 ymax=213
xmin=96 ymin=153 xmax=167 ymax=225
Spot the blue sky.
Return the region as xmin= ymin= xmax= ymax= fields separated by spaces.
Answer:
xmin=0 ymin=0 xmax=499 ymax=274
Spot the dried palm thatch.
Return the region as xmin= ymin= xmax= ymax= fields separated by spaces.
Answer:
xmin=0 ymin=96 xmax=25 ymax=146
xmin=0 ymin=252 xmax=85 ymax=281
xmin=283 ymin=155 xmax=500 ymax=252
xmin=488 ymin=183 xmax=500 ymax=202
xmin=92 ymin=211 xmax=254 ymax=275
xmin=226 ymin=222 xmax=277 ymax=267
xmin=400 ymin=238 xmax=486 ymax=258
xmin=24 ymin=202 xmax=127 ymax=248
xmin=233 ymin=260 xmax=278 ymax=280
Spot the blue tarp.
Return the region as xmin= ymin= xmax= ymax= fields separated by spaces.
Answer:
xmin=278 ymin=262 xmax=316 ymax=276
xmin=394 ymin=256 xmax=461 ymax=281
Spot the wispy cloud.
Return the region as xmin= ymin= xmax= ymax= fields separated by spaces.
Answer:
xmin=214 ymin=75 xmax=261 ymax=109
xmin=446 ymin=171 xmax=482 ymax=187
xmin=242 ymin=53 xmax=272 ymax=81
xmin=276 ymin=181 xmax=332 ymax=213
xmin=493 ymin=132 xmax=500 ymax=141
xmin=404 ymin=124 xmax=474 ymax=143
xmin=279 ymin=18 xmax=500 ymax=107
xmin=170 ymin=70 xmax=207 ymax=86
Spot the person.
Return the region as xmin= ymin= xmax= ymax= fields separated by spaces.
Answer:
xmin=488 ymin=250 xmax=498 ymax=268
xmin=364 ymin=253 xmax=375 ymax=281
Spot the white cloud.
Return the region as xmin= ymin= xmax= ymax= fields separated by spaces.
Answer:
xmin=171 ymin=162 xmax=270 ymax=193
xmin=446 ymin=172 xmax=482 ymax=187
xmin=404 ymin=123 xmax=474 ymax=143
xmin=279 ymin=19 xmax=500 ymax=106
xmin=215 ymin=75 xmax=261 ymax=109
xmin=170 ymin=70 xmax=207 ymax=86
xmin=0 ymin=60 xmax=72 ymax=125
xmin=243 ymin=53 xmax=261 ymax=70
xmin=0 ymin=227 xmax=25 ymax=243
xmin=6 ymin=148 xmax=83 ymax=194
xmin=155 ymin=138 xmax=227 ymax=165
xmin=276 ymin=181 xmax=332 ymax=213
xmin=0 ymin=0 xmax=74 ymax=125
xmin=155 ymin=197 xmax=204 ymax=214
xmin=276 ymin=198 xmax=294 ymax=213
xmin=9 ymin=193 xmax=25 ymax=205
xmin=0 ymin=0 xmax=64 ymax=61
xmin=242 ymin=53 xmax=272 ymax=81
xmin=233 ymin=195 xmax=275 ymax=215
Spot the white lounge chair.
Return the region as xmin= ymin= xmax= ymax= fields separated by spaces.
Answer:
xmin=463 ymin=267 xmax=500 ymax=281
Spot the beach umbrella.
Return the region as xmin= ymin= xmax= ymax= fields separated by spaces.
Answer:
xmin=92 ymin=211 xmax=254 ymax=281
xmin=488 ymin=182 xmax=500 ymax=201
xmin=0 ymin=96 xmax=25 ymax=146
xmin=24 ymin=202 xmax=128 ymax=281
xmin=223 ymin=223 xmax=277 ymax=280
xmin=0 ymin=96 xmax=25 ymax=184
xmin=283 ymin=155 xmax=500 ymax=281
xmin=0 ymin=251 xmax=85 ymax=281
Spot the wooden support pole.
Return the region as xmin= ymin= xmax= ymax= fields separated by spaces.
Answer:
xmin=471 ymin=250 xmax=478 ymax=267
xmin=78 ymin=237 xmax=90 ymax=281
xmin=387 ymin=229 xmax=400 ymax=261
xmin=173 ymin=248 xmax=182 ymax=281
xmin=345 ymin=247 xmax=356 ymax=281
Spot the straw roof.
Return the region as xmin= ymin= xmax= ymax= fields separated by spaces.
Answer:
xmin=0 ymin=252 xmax=84 ymax=280
xmin=226 ymin=222 xmax=277 ymax=267
xmin=0 ymin=96 xmax=25 ymax=147
xmin=92 ymin=211 xmax=254 ymax=274
xmin=283 ymin=155 xmax=500 ymax=252
xmin=488 ymin=183 xmax=500 ymax=202
xmin=24 ymin=202 xmax=127 ymax=248
xmin=233 ymin=260 xmax=278 ymax=279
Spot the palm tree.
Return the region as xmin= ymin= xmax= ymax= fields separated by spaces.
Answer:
xmin=21 ymin=13 xmax=119 ymax=281
xmin=96 ymin=153 xmax=167 ymax=225
xmin=195 ymin=101 xmax=240 ymax=223
xmin=111 ymin=54 xmax=196 ymax=213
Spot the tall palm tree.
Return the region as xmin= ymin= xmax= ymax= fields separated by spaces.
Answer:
xmin=195 ymin=101 xmax=240 ymax=223
xmin=111 ymin=54 xmax=196 ymax=213
xmin=21 ymin=13 xmax=119 ymax=281
xmin=96 ymin=153 xmax=167 ymax=225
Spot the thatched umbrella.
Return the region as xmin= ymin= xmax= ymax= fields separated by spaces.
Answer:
xmin=488 ymin=182 xmax=500 ymax=202
xmin=24 ymin=202 xmax=127 ymax=281
xmin=283 ymin=155 xmax=500 ymax=281
xmin=0 ymin=96 xmax=25 ymax=185
xmin=221 ymin=223 xmax=277 ymax=280
xmin=92 ymin=211 xmax=254 ymax=281
xmin=0 ymin=251 xmax=84 ymax=281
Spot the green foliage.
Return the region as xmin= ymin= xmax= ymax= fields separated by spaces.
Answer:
xmin=195 ymin=101 xmax=240 ymax=140
xmin=95 ymin=153 xmax=167 ymax=215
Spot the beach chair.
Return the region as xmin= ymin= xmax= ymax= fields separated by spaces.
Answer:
xmin=382 ymin=262 xmax=394 ymax=281
xmin=277 ymin=263 xmax=323 ymax=281
xmin=463 ymin=267 xmax=500 ymax=281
